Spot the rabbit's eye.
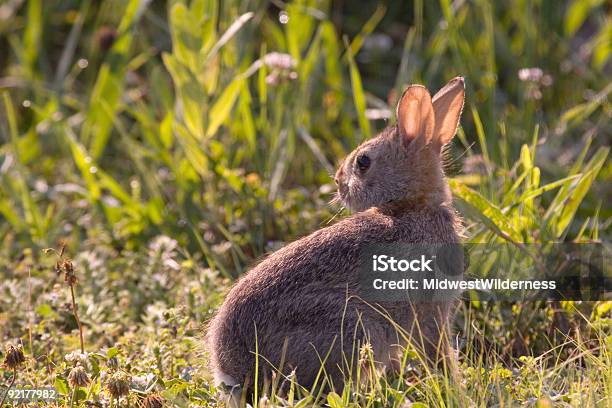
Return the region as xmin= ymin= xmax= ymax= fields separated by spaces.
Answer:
xmin=356 ymin=154 xmax=371 ymax=172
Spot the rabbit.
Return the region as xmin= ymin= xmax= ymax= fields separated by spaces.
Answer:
xmin=206 ymin=77 xmax=466 ymax=394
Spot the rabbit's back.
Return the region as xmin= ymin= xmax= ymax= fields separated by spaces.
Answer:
xmin=206 ymin=204 xmax=460 ymax=389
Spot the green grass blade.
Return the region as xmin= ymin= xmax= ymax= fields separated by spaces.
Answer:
xmin=554 ymin=147 xmax=609 ymax=237
xmin=347 ymin=4 xmax=386 ymax=57
xmin=514 ymin=174 xmax=581 ymax=203
xmin=23 ymin=0 xmax=42 ymax=78
xmin=345 ymin=37 xmax=370 ymax=142
xmin=204 ymin=12 xmax=254 ymax=63
xmin=2 ymin=93 xmax=45 ymax=239
xmin=449 ymin=178 xmax=521 ymax=241
xmin=0 ymin=199 xmax=23 ymax=232
xmin=64 ymin=128 xmax=101 ymax=201
xmin=206 ymin=77 xmax=244 ymax=138
xmin=471 ymin=106 xmax=490 ymax=166
xmin=82 ymin=0 xmax=148 ymax=159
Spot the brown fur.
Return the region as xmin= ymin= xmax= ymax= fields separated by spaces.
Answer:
xmin=206 ymin=78 xmax=466 ymax=392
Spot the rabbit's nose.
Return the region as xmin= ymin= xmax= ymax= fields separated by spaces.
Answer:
xmin=334 ymin=167 xmax=344 ymax=185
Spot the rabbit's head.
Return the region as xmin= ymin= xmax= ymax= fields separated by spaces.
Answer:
xmin=335 ymin=77 xmax=465 ymax=212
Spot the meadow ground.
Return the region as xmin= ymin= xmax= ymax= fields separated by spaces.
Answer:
xmin=0 ymin=0 xmax=610 ymax=406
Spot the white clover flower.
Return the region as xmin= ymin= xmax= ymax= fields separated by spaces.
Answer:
xmin=262 ymin=52 xmax=296 ymax=70
xmin=65 ymin=350 xmax=90 ymax=366
xmin=518 ymin=67 xmax=543 ymax=82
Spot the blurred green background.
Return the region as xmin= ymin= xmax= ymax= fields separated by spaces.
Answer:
xmin=0 ymin=0 xmax=610 ymax=405
xmin=0 ymin=1 xmax=612 ymax=262
xmin=0 ymin=0 xmax=609 ymax=266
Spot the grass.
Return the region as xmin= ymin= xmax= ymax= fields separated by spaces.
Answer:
xmin=0 ymin=0 xmax=610 ymax=406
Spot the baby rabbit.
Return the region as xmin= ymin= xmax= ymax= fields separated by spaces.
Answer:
xmin=206 ymin=77 xmax=465 ymax=393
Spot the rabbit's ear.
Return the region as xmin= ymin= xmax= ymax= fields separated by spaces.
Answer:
xmin=432 ymin=77 xmax=465 ymax=151
xmin=396 ymin=85 xmax=435 ymax=148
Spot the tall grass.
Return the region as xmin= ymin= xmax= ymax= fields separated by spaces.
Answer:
xmin=0 ymin=0 xmax=609 ymax=254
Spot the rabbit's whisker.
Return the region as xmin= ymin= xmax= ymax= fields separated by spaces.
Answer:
xmin=328 ymin=193 xmax=340 ymax=206
xmin=443 ymin=141 xmax=475 ymax=169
